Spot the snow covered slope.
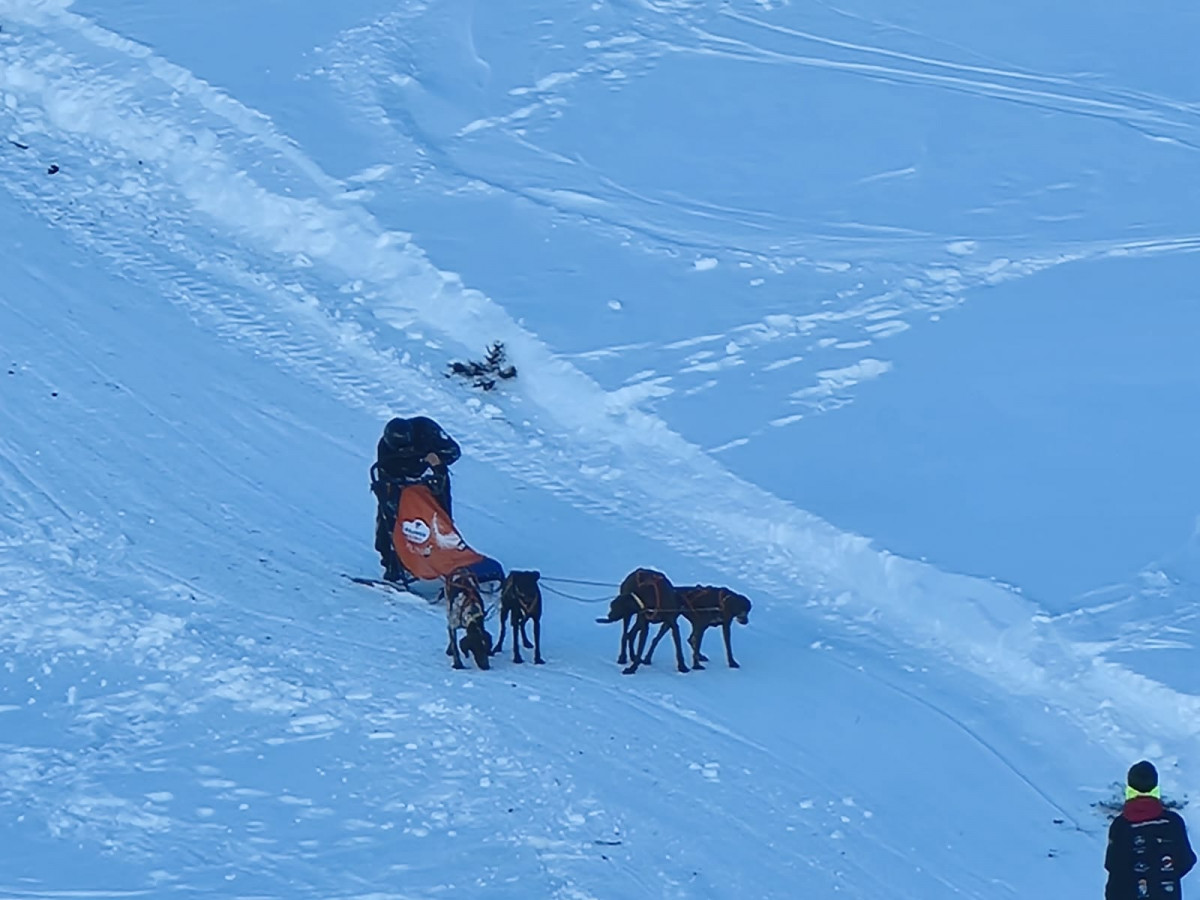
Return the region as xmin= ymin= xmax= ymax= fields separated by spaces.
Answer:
xmin=2 ymin=0 xmax=1197 ymax=897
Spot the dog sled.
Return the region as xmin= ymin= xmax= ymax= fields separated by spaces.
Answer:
xmin=387 ymin=483 xmax=504 ymax=605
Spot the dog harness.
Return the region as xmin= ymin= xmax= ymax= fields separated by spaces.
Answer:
xmin=512 ymin=586 xmax=539 ymax=619
xmin=628 ymin=570 xmax=672 ymax=621
xmin=445 ymin=572 xmax=485 ymax=630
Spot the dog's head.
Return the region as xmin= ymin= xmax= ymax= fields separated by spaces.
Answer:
xmin=596 ymin=592 xmax=640 ymax=624
xmin=459 ymin=619 xmax=493 ymax=670
xmin=722 ymin=589 xmax=752 ymax=625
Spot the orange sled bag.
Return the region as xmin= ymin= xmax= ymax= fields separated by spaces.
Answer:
xmin=392 ymin=483 xmax=484 ymax=580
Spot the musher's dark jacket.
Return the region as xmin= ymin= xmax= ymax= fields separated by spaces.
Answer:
xmin=371 ymin=417 xmax=461 ymax=565
xmin=1106 ymin=796 xmax=1196 ymax=899
xmin=373 ymin=417 xmax=461 ymax=483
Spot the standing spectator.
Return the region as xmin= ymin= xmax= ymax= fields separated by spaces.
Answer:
xmin=1105 ymin=760 xmax=1195 ymax=899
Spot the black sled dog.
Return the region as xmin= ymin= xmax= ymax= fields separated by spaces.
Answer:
xmin=493 ymin=570 xmax=545 ymax=665
xmin=596 ymin=568 xmax=689 ymax=675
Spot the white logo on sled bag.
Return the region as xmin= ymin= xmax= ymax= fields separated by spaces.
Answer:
xmin=401 ymin=518 xmax=431 ymax=544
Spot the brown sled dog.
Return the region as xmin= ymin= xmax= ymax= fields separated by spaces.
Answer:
xmin=442 ymin=568 xmax=493 ymax=670
xmin=644 ymin=585 xmax=751 ymax=669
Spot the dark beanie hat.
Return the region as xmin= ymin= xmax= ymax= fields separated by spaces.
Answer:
xmin=1128 ymin=760 xmax=1159 ymax=793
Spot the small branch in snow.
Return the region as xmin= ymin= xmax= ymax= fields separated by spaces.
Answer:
xmin=446 ymin=341 xmax=517 ymax=392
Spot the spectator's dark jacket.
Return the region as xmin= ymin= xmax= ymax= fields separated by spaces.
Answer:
xmin=1106 ymin=796 xmax=1196 ymax=899
xmin=373 ymin=416 xmax=461 ymax=483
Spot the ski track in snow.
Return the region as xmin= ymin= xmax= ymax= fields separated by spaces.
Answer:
xmin=0 ymin=511 xmax=636 ymax=896
xmin=323 ymin=0 xmax=1200 ymax=246
xmin=315 ymin=0 xmax=1200 ymax=422
xmin=702 ymin=7 xmax=1200 ymax=151
xmin=2 ymin=0 xmax=1200 ymax=879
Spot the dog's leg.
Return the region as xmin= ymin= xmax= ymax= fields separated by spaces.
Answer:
xmin=493 ymin=604 xmax=508 ymax=655
xmin=617 ymin=613 xmax=631 ymax=665
xmin=693 ymin=618 xmax=711 ymax=663
xmin=511 ymin=611 xmax=524 ymax=664
xmin=687 ymin=620 xmax=707 ymax=670
xmin=722 ymin=619 xmax=739 ymax=668
xmin=622 ymin=619 xmax=650 ymax=675
xmin=693 ymin=621 xmax=711 ymax=665
xmin=643 ymin=620 xmax=671 ymax=665
xmin=450 ymin=626 xmax=466 ymax=670
xmin=631 ymin=619 xmax=649 ymax=664
xmin=667 ymin=616 xmax=690 ymax=673
xmin=532 ymin=614 xmax=545 ymax=665
xmin=520 ymin=613 xmax=534 ymax=649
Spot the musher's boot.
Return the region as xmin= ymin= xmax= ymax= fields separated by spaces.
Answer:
xmin=383 ymin=556 xmax=405 ymax=583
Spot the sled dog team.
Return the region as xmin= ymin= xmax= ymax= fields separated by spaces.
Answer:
xmin=368 ymin=415 xmax=751 ymax=675
xmin=372 ymin=414 xmax=1196 ymax=899
xmin=441 ymin=565 xmax=751 ymax=676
